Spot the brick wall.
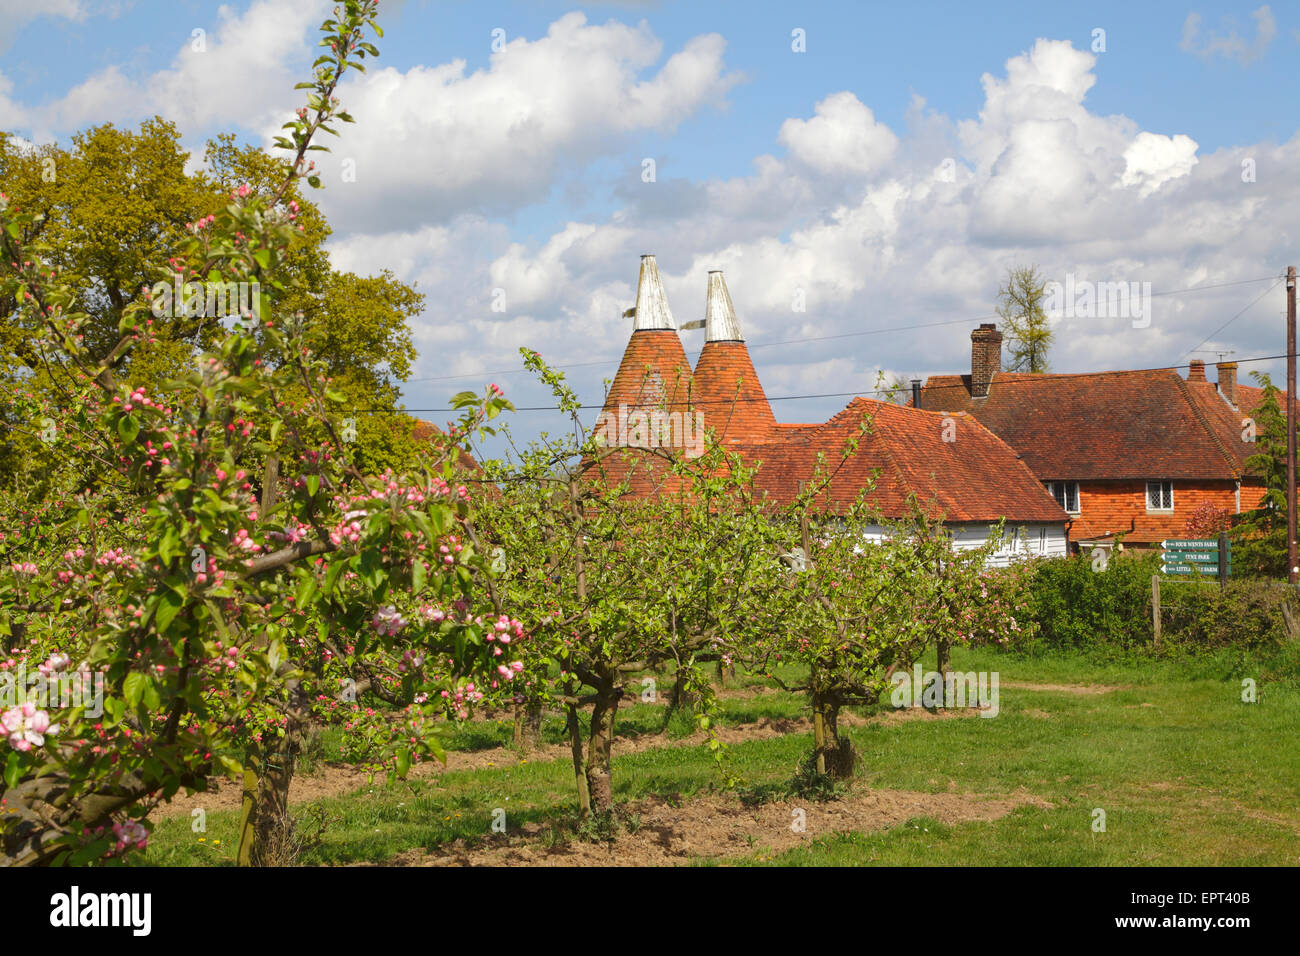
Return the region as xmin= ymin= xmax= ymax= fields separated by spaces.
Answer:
xmin=1064 ymin=479 xmax=1240 ymax=545
xmin=970 ymin=323 xmax=1002 ymax=398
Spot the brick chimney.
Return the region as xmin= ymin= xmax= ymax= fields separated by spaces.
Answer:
xmin=1216 ymin=361 xmax=1238 ymax=407
xmin=970 ymin=323 xmax=1002 ymax=398
xmin=1188 ymin=359 xmax=1206 ymax=382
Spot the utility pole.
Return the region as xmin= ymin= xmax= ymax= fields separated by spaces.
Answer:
xmin=1288 ymin=266 xmax=1297 ymax=585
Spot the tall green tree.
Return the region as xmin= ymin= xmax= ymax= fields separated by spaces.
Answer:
xmin=1233 ymin=372 xmax=1288 ymax=578
xmin=996 ymin=265 xmax=1052 ymax=373
xmin=0 ymin=121 xmax=427 ymax=492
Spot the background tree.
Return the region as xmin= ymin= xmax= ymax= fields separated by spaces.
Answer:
xmin=996 ymin=265 xmax=1052 ymax=373
xmin=0 ymin=121 xmax=427 ymax=494
xmin=1232 ymin=372 xmax=1288 ymax=578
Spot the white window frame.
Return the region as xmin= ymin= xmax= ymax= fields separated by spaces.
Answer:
xmin=1047 ymin=481 xmax=1080 ymax=514
xmin=1146 ymin=480 xmax=1174 ymax=513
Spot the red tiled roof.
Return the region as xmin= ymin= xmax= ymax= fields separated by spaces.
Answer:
xmin=919 ymin=369 xmax=1243 ymax=481
xmin=1237 ymin=382 xmax=1288 ymax=416
xmin=603 ymin=329 xmax=694 ymax=412
xmin=736 ymin=398 xmax=1068 ymax=523
xmin=411 ymin=419 xmax=485 ymax=474
xmin=691 ymin=340 xmax=777 ymax=445
xmin=1180 ymin=380 xmax=1257 ymax=473
xmin=592 ymin=329 xmax=695 ymax=496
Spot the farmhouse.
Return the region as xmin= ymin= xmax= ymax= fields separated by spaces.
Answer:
xmin=918 ymin=325 xmax=1265 ymax=554
xmin=594 ymin=256 xmax=1069 ymax=561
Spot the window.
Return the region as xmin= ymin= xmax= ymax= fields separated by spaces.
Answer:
xmin=1146 ymin=481 xmax=1173 ymax=511
xmin=1047 ymin=481 xmax=1080 ymax=513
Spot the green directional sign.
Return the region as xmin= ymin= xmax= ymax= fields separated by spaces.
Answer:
xmin=1159 ymin=538 xmax=1230 ymax=578
xmin=1162 ymin=563 xmax=1219 ymax=575
xmin=1161 ymin=550 xmax=1221 ymax=564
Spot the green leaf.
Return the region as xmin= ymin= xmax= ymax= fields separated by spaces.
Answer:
xmin=142 ymin=677 xmax=161 ymax=712
xmin=155 ymin=589 xmax=184 ymax=636
xmin=218 ymin=753 xmax=243 ymax=775
xmin=124 ymin=671 xmax=147 ymax=708
xmin=67 ymin=838 xmax=111 ymax=866
xmin=324 ymin=559 xmax=346 ymax=596
xmin=411 ymin=556 xmax=426 ymax=593
xmin=296 ymin=574 xmax=318 ymax=608
xmin=117 ymin=415 xmax=140 ymax=444
xmin=4 ymin=751 xmax=21 ymax=789
xmin=395 ymin=748 xmax=411 ymax=778
xmin=305 ymin=474 xmax=320 ymax=497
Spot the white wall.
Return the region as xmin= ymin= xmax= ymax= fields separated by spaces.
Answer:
xmin=859 ymin=522 xmax=1068 ymax=568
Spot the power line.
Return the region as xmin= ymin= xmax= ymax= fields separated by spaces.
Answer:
xmin=403 ymin=274 xmax=1284 ymax=385
xmin=1182 ymin=277 xmax=1286 ymax=357
xmin=377 ymin=350 xmax=1295 ymax=414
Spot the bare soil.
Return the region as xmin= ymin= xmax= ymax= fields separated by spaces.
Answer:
xmin=155 ymin=706 xmax=979 ymax=819
xmin=998 ymin=681 xmax=1126 ymax=695
xmin=369 ymin=786 xmax=1054 ymax=867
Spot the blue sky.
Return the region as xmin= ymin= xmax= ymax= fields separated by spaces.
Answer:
xmin=3 ymin=0 xmax=1298 ymax=450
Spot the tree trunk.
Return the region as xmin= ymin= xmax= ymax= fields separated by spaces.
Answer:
xmin=513 ymin=699 xmax=543 ymax=752
xmin=585 ymin=684 xmax=619 ymax=813
xmin=935 ymin=636 xmax=951 ymax=711
xmin=565 ymin=701 xmax=592 ymax=817
xmin=235 ymin=765 xmax=258 ymax=866
xmin=811 ymin=688 xmax=855 ymax=779
xmin=239 ymin=677 xmax=308 ymax=866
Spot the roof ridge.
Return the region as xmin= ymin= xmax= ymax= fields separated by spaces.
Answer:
xmin=1172 ymin=373 xmax=1240 ymax=480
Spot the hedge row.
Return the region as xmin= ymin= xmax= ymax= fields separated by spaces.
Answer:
xmin=1013 ymin=552 xmax=1298 ymax=651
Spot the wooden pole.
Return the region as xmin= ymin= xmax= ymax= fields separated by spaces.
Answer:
xmin=1151 ymin=574 xmax=1161 ymax=648
xmin=1218 ymin=531 xmax=1228 ymax=590
xmin=1288 ymin=266 xmax=1298 ymax=586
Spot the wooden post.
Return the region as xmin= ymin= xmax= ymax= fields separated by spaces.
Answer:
xmin=1288 ymin=266 xmax=1297 ymax=585
xmin=1151 ymin=574 xmax=1161 ymax=648
xmin=1217 ymin=531 xmax=1229 ymax=591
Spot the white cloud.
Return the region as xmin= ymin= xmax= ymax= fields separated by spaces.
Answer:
xmin=1120 ymin=132 xmax=1200 ymax=197
xmin=366 ymin=37 xmax=1297 ymax=429
xmin=12 ymin=0 xmax=326 ymax=142
xmin=1181 ymin=5 xmax=1276 ymax=65
xmin=778 ymin=91 xmax=898 ymax=178
xmin=0 ymin=0 xmax=86 ymax=54
xmin=298 ymin=12 xmax=741 ymax=232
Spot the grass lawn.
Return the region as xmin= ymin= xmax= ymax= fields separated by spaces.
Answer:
xmin=137 ymin=645 xmax=1300 ymax=866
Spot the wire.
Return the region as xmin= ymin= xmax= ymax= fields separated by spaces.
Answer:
xmin=369 ymin=350 xmax=1296 ymax=414
xmin=1182 ymin=277 xmax=1286 ymax=357
xmin=402 ymin=274 xmax=1285 ymax=385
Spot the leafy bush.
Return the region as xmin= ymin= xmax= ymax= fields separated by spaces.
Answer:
xmin=1018 ymin=551 xmax=1298 ymax=653
xmin=1161 ymin=578 xmax=1297 ymax=650
xmin=1024 ymin=552 xmax=1159 ymax=650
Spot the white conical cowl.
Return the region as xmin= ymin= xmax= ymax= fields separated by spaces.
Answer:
xmin=632 ymin=254 xmax=676 ymax=330
xmin=704 ymin=270 xmax=742 ymax=342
